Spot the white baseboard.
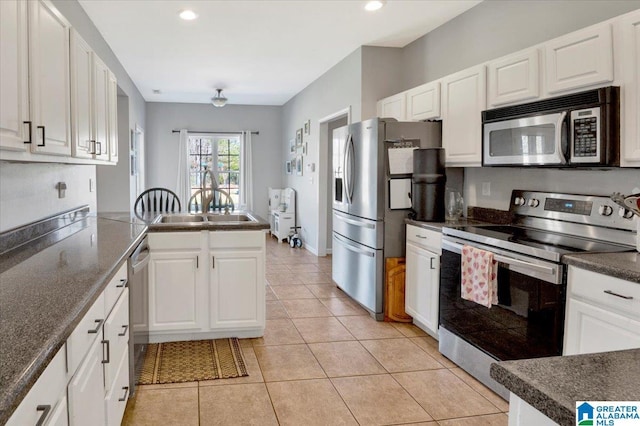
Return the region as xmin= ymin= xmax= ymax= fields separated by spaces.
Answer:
xmin=326 ymin=248 xmax=332 ymax=255
xmin=304 ymin=244 xmax=319 ymax=256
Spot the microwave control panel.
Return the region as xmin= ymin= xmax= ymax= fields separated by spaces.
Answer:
xmin=570 ymin=107 xmax=600 ymax=162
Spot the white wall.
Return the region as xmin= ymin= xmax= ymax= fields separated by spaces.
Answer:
xmin=145 ymin=103 xmax=282 ymax=220
xmin=282 ymin=48 xmax=362 ymax=253
xmin=0 ymin=163 xmax=96 ymax=232
xmin=361 ymin=46 xmax=404 ymax=120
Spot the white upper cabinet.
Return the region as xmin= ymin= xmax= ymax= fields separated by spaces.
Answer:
xmin=406 ymin=82 xmax=441 ymax=120
xmin=70 ymin=30 xmax=94 ymax=159
xmin=107 ymin=71 xmax=118 ymax=163
xmin=488 ymin=49 xmax=540 ymax=107
xmin=0 ymin=0 xmax=30 ymax=152
xmin=441 ymin=65 xmax=487 ymax=167
xmin=377 ymin=92 xmax=406 ymax=121
xmin=545 ymin=23 xmax=614 ymax=95
xmin=29 ymin=0 xmax=72 ymax=155
xmin=620 ymin=10 xmax=640 ymax=166
xmin=93 ymin=55 xmax=110 ymax=161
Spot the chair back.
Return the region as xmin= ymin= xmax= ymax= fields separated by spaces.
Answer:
xmin=188 ymin=188 xmax=234 ymax=213
xmin=134 ymin=188 xmax=181 ymax=213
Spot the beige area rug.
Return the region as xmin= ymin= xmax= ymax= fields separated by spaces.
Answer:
xmin=138 ymin=338 xmax=249 ymax=385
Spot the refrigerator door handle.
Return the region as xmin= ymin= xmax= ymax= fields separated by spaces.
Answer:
xmin=334 ymin=233 xmax=375 ymax=257
xmin=343 ymin=134 xmax=352 ymax=205
xmin=346 ymin=135 xmax=355 ymax=202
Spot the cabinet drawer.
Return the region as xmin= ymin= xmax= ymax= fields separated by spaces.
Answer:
xmin=149 ymin=231 xmax=202 ymax=250
xmin=104 ymin=288 xmax=129 ymax=392
xmin=67 ymin=291 xmax=106 ymax=376
xmin=6 ymin=345 xmax=67 ymax=426
xmin=568 ymin=266 xmax=640 ymax=318
xmin=209 ymin=231 xmax=264 ymax=249
xmin=104 ymin=262 xmax=127 ymax=317
xmin=406 ymin=225 xmax=442 ymax=253
xmin=105 ymin=348 xmax=130 ymax=426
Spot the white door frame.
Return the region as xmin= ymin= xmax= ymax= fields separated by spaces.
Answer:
xmin=316 ymin=107 xmax=351 ymax=257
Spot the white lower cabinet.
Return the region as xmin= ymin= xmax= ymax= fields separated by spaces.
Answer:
xmin=104 ymin=346 xmax=129 ymax=426
xmin=148 ymin=230 xmax=266 ymax=341
xmin=404 ymin=225 xmax=442 ymax=338
xmin=564 ymin=266 xmax=640 ymax=355
xmin=47 ymin=396 xmax=69 ymax=426
xmin=5 ymin=345 xmax=67 ymax=426
xmin=149 ymin=250 xmax=204 ymax=332
xmin=68 ymin=336 xmax=105 ymax=425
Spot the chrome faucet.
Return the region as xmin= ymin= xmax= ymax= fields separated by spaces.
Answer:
xmin=200 ymin=169 xmax=233 ymax=214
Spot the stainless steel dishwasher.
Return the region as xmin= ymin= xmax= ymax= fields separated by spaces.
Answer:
xmin=128 ymin=236 xmax=149 ymax=397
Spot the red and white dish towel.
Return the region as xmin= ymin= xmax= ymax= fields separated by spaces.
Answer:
xmin=461 ymin=245 xmax=498 ymax=308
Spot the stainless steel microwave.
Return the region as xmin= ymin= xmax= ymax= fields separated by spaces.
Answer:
xmin=482 ymin=86 xmax=620 ymax=167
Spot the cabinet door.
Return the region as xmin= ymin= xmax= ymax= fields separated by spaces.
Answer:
xmin=93 ymin=54 xmax=110 ymax=161
xmin=103 ymin=289 xmax=129 ymax=394
xmin=209 ymin=250 xmax=265 ymax=329
xmin=488 ymin=49 xmax=540 ymax=107
xmin=405 ymin=242 xmax=439 ymax=336
xmin=564 ymin=298 xmax=640 ymax=355
xmin=70 ymin=29 xmax=94 ymax=159
xmin=107 ymin=71 xmax=118 ymax=163
xmin=621 ymin=10 xmax=640 ymax=166
xmin=406 ymin=82 xmax=441 ymax=121
xmin=377 ymin=93 xmax=406 ymax=121
xmin=0 ymin=0 xmax=29 ymax=152
xmin=545 ymin=23 xmax=613 ymax=94
xmin=68 ymin=336 xmax=106 ymax=426
xmin=149 ymin=251 xmax=204 ymax=331
xmin=104 ymin=348 xmax=129 ymax=426
xmin=46 ymin=396 xmax=69 ymax=426
xmin=441 ymin=65 xmax=486 ymax=167
xmin=28 ymin=0 xmax=72 ymax=155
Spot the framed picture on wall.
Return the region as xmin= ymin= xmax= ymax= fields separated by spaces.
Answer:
xmin=289 ymin=138 xmax=296 ymax=154
xmin=295 ymin=128 xmax=303 ymax=146
xmin=285 ymin=160 xmax=292 ymax=175
xmin=304 ymin=120 xmax=310 ymax=135
xmin=296 ymin=155 xmax=303 ymax=176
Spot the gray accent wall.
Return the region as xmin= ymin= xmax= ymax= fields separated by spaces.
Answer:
xmin=145 ymin=103 xmax=283 ymax=220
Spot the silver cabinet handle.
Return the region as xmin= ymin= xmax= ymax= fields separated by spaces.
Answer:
xmin=430 ymin=257 xmax=436 ymax=270
xmin=118 ymin=386 xmax=129 ymax=402
xmin=37 ymin=126 xmax=45 ymax=147
xmin=604 ymin=290 xmax=633 ymax=300
xmin=23 ymin=121 xmax=32 ymax=144
xmin=101 ymin=339 xmax=110 ymax=364
xmin=35 ymin=405 xmax=51 ymax=426
xmin=118 ymin=325 xmax=129 ymax=336
xmin=116 ymin=278 xmax=128 ymax=288
xmin=88 ymin=319 xmax=104 ymax=334
xmin=416 ymin=235 xmax=427 ymax=239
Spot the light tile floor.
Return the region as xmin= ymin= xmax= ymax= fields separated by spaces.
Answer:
xmin=123 ymin=236 xmax=509 ymax=426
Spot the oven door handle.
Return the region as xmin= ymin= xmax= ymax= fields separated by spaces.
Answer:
xmin=442 ymin=240 xmax=556 ymax=276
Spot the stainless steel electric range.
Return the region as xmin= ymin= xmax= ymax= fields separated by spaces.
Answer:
xmin=438 ymin=190 xmax=637 ymax=399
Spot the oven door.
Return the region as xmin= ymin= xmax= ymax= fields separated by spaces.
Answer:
xmin=439 ymin=237 xmax=566 ymax=360
xmin=483 ymin=112 xmax=568 ymax=166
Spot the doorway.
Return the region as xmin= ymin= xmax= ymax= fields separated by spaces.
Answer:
xmin=317 ymin=108 xmax=350 ymax=257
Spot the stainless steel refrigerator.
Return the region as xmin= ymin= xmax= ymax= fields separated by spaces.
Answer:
xmin=332 ymin=118 xmax=442 ymax=319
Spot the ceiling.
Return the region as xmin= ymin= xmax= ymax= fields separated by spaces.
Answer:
xmin=78 ymin=0 xmax=481 ymax=106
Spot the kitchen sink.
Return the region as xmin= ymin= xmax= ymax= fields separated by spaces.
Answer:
xmin=205 ymin=213 xmax=253 ymax=222
xmin=159 ymin=214 xmax=206 ymax=223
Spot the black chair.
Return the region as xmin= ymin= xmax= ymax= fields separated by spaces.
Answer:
xmin=134 ymin=188 xmax=182 ymax=213
xmin=188 ymin=188 xmax=234 ymax=213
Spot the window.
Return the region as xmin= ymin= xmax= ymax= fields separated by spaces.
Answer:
xmin=188 ymin=135 xmax=241 ymax=207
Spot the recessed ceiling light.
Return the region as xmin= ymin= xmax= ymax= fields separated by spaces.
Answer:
xmin=179 ymin=10 xmax=198 ymax=20
xmin=364 ymin=1 xmax=385 ymax=11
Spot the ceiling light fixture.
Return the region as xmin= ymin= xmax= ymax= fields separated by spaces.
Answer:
xmin=364 ymin=0 xmax=385 ymax=11
xmin=211 ymin=89 xmax=228 ymax=108
xmin=179 ymin=9 xmax=198 ymax=20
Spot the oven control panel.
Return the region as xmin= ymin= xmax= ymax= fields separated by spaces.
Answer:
xmin=510 ymin=190 xmax=636 ymax=232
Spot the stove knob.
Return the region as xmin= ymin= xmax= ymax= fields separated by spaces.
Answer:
xmin=527 ymin=198 xmax=540 ymax=208
xmin=618 ymin=207 xmax=634 ymax=219
xmin=598 ymin=205 xmax=613 ymax=216
xmin=514 ymin=196 xmax=526 ymax=206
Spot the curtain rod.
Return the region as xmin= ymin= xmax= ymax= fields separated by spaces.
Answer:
xmin=172 ymin=130 xmax=259 ymax=135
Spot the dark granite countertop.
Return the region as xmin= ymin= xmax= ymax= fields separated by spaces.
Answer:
xmin=563 ymin=251 xmax=640 ymax=284
xmin=0 ymin=217 xmax=147 ymax=423
xmin=491 ymin=349 xmax=640 ymax=426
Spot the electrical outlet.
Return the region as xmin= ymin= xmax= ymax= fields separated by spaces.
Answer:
xmin=482 ymin=182 xmax=491 ymax=196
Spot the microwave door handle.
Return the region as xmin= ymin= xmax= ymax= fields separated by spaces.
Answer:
xmin=555 ymin=111 xmax=568 ymax=164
